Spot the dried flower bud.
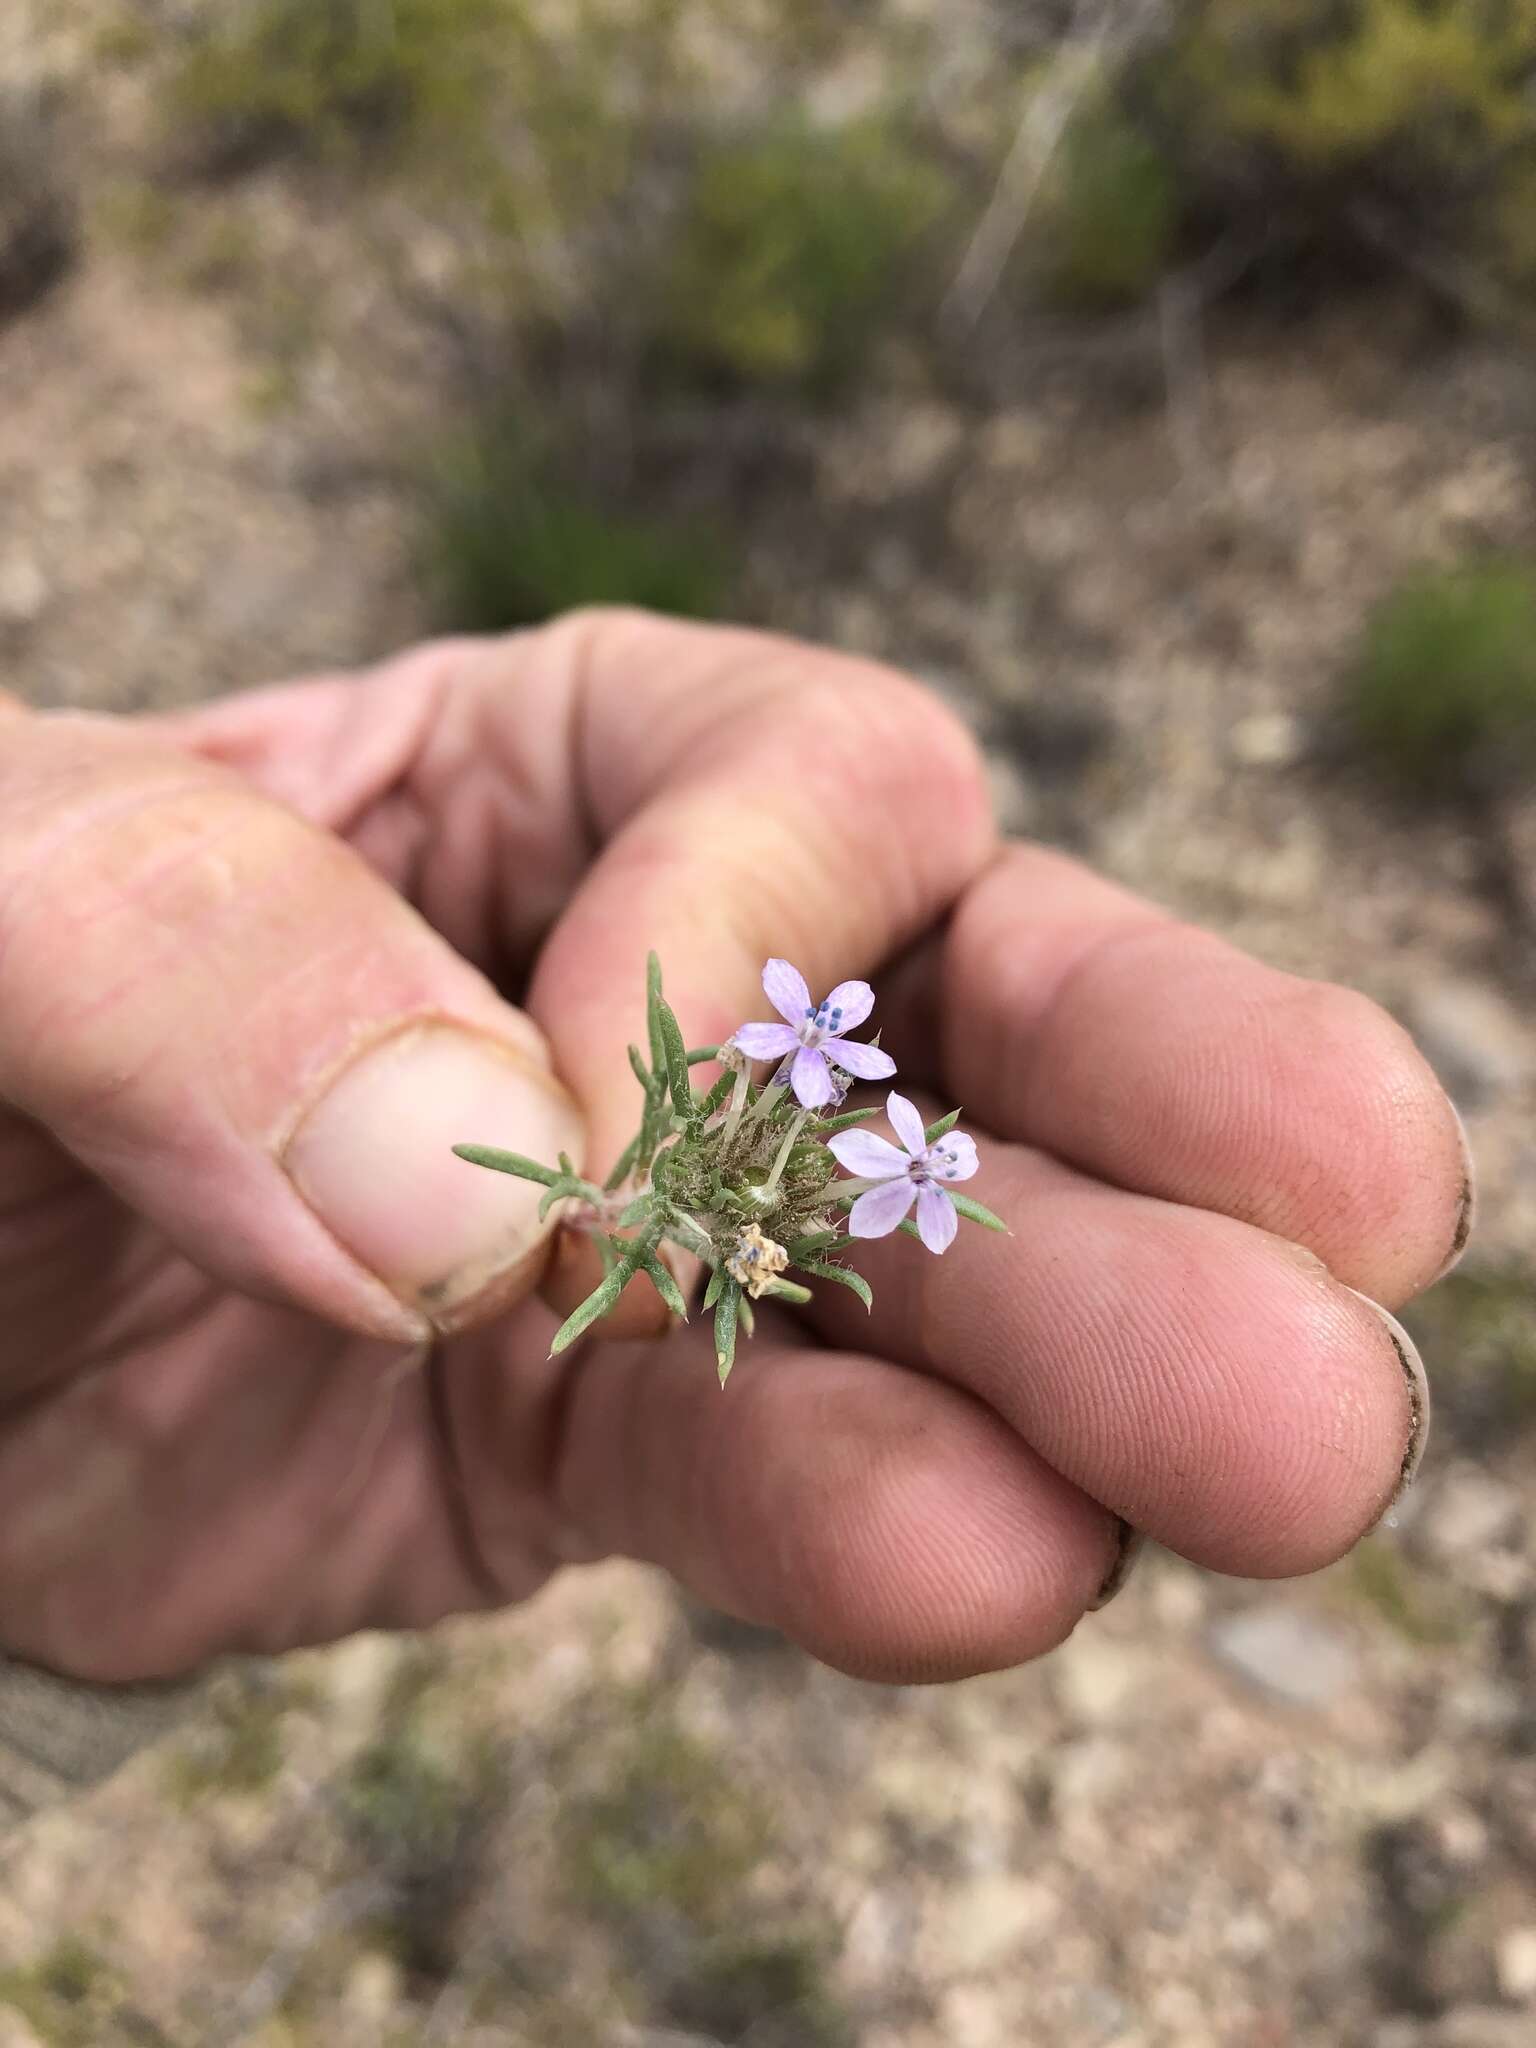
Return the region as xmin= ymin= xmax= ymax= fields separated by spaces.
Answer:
xmin=725 ymin=1223 xmax=790 ymax=1299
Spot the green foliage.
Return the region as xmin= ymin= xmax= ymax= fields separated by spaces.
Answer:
xmin=656 ymin=113 xmax=953 ymax=391
xmin=164 ymin=1671 xmax=305 ymax=1803
xmin=667 ymin=1932 xmax=855 ymax=2047
xmin=1037 ymin=104 xmax=1183 ymax=310
xmin=1344 ymin=1536 xmax=1462 ymax=1644
xmin=1169 ymin=0 xmax=1536 ymax=176
xmin=162 ymin=0 xmax=520 ymax=173
xmin=564 ymin=1717 xmax=770 ymax=1925
xmin=340 ymin=1666 xmax=509 ymax=1983
xmin=1045 ymin=1 xmax=1536 ymax=310
xmin=0 ymin=1938 xmax=113 ymax=2048
xmin=1404 ymin=1263 xmax=1536 ymax=1445
xmin=1344 ymin=559 xmax=1536 ymax=793
xmin=419 ymin=419 xmax=731 ymax=632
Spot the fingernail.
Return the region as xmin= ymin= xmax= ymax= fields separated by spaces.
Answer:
xmin=1089 ymin=1519 xmax=1145 ymax=1611
xmin=1346 ymin=1286 xmax=1432 ymax=1511
xmin=1430 ymin=1102 xmax=1478 ymax=1286
xmin=283 ymin=1022 xmax=584 ymax=1329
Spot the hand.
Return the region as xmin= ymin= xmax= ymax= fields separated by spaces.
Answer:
xmin=0 ymin=614 xmax=1467 ymax=1684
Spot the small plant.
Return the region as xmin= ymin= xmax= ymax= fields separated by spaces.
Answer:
xmin=1036 ymin=104 xmax=1183 ymax=311
xmin=0 ymin=94 xmax=78 ymax=323
xmin=419 ymin=419 xmax=732 ymax=632
xmin=0 ymin=1937 xmax=113 ymax=2048
xmin=161 ymin=0 xmax=519 ymax=175
xmin=456 ymin=954 xmax=1004 ymax=1383
xmin=655 ymin=113 xmax=953 ymax=392
xmin=1344 ymin=559 xmax=1536 ymax=794
xmin=1403 ymin=1263 xmax=1536 ymax=1449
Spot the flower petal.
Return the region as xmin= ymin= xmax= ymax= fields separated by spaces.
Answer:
xmin=790 ymin=1045 xmax=838 ymax=1108
xmin=732 ymin=1021 xmax=801 ymax=1061
xmin=821 ymin=980 xmax=875 ymax=1032
xmin=915 ymin=1182 xmax=959 ymax=1254
xmin=928 ymin=1130 xmax=979 ymax=1183
xmin=885 ymin=1091 xmax=928 ymax=1161
xmin=827 ymin=1130 xmax=910 ymax=1178
xmin=762 ymin=957 xmax=813 ymax=1026
xmin=829 ymin=1038 xmax=897 ymax=1081
xmin=848 ymin=1178 xmax=918 ymax=1239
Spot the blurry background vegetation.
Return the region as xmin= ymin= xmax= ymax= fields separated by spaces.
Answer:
xmin=4 ymin=3 xmax=1536 ymax=2045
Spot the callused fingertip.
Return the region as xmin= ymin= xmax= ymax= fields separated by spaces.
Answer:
xmin=1344 ymin=1285 xmax=1432 ymax=1520
xmin=1429 ymin=1101 xmax=1478 ymax=1287
xmin=283 ymin=1019 xmax=585 ymax=1332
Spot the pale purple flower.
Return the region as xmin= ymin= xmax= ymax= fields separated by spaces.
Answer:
xmin=828 ymin=1091 xmax=979 ymax=1254
xmin=730 ymin=958 xmax=896 ymax=1109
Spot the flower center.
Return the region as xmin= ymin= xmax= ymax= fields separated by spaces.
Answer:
xmin=798 ymin=998 xmax=843 ymax=1049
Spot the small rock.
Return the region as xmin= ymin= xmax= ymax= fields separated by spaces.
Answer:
xmin=1497 ymin=1927 xmax=1536 ymax=2002
xmin=0 ymin=548 xmax=47 ymax=625
xmin=1207 ymin=1603 xmax=1360 ymax=1707
xmin=1435 ymin=2010 xmax=1536 ymax=2047
xmin=1049 ymin=1634 xmax=1144 ymax=1727
xmin=1230 ymin=710 xmax=1305 ymax=768
xmin=985 ymin=749 xmax=1038 ymax=837
xmin=1407 ymin=980 xmax=1531 ymax=1110
xmin=345 ymin=1952 xmax=405 ymax=2019
xmin=1418 ymin=1468 xmax=1523 ymax=1565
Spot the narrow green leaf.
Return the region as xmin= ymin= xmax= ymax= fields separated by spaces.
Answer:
xmin=645 ymin=952 xmax=666 ymax=1075
xmin=603 ymin=1133 xmax=642 ymax=1193
xmin=818 ymin=1106 xmax=883 ymax=1135
xmin=952 ymin=1192 xmax=1009 ymax=1233
xmin=736 ymin=1295 xmax=756 ymax=1338
xmin=685 ymin=1045 xmax=722 ymax=1065
xmin=550 ymin=1270 xmax=624 ymax=1355
xmin=762 ymin=1277 xmax=812 ymax=1305
xmin=616 ymin=1190 xmax=654 ymax=1229
xmin=788 ymin=1230 xmax=840 ymax=1259
xmin=800 ymin=1261 xmax=873 ymax=1311
xmin=698 ymin=1070 xmax=736 ymax=1119
xmin=715 ymin=1281 xmax=740 ymax=1386
xmin=702 ymin=1266 xmax=725 ymax=1310
xmin=643 ymin=1255 xmax=689 ymax=1321
xmin=924 ymin=1109 xmax=962 ymax=1143
xmin=452 ymin=1144 xmax=560 ymax=1186
xmin=538 ymin=1178 xmax=576 ymax=1222
xmin=627 ymin=1043 xmax=654 ymax=1095
xmin=594 ymin=1233 xmax=620 ymax=1278
xmin=897 ymin=1216 xmax=923 ymax=1240
xmin=655 ymin=995 xmax=693 ymax=1117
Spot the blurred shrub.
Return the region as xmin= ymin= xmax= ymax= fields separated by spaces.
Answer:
xmin=1344 ymin=560 xmax=1536 ymax=794
xmin=1033 ymin=0 xmax=1536 ymax=312
xmin=0 ymin=94 xmax=78 ymax=321
xmin=1035 ymin=102 xmax=1183 ymax=310
xmin=655 ymin=113 xmax=951 ymax=391
xmin=1404 ymin=1264 xmax=1536 ymax=1446
xmin=161 ymin=0 xmax=518 ymax=175
xmin=419 ymin=417 xmax=734 ymax=631
xmin=0 ymin=1937 xmax=113 ymax=2048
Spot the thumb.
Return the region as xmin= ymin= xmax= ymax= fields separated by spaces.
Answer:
xmin=0 ymin=709 xmax=582 ymax=1339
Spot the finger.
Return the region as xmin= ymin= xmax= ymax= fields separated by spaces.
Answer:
xmin=903 ymin=845 xmax=1470 ymax=1307
xmin=535 ymin=1318 xmax=1117 ymax=1683
xmin=153 ymin=617 xmax=999 ymax=1329
xmin=0 ymin=714 xmax=582 ymax=1341
xmin=806 ymin=1114 xmax=1423 ymax=1578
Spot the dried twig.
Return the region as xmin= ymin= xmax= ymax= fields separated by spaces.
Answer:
xmin=941 ymin=0 xmax=1166 ymax=336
